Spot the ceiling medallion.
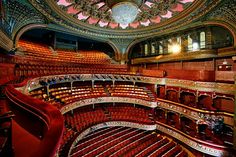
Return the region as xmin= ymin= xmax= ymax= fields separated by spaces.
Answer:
xmin=107 ymin=0 xmax=143 ymax=25
xmin=111 ymin=2 xmax=139 ymax=25
xmin=55 ymin=0 xmax=195 ymax=29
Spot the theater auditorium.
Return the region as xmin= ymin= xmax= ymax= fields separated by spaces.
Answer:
xmin=0 ymin=0 xmax=236 ymax=157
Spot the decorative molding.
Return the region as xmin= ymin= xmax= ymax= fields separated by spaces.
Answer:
xmin=60 ymin=97 xmax=157 ymax=114
xmin=157 ymin=100 xmax=234 ymax=126
xmin=5 ymin=0 xmax=46 ymax=38
xmin=131 ymin=49 xmax=219 ymax=64
xmin=68 ymin=121 xmax=156 ymax=156
xmin=156 ymin=123 xmax=230 ymax=157
xmin=24 ymin=74 xmax=235 ymax=96
xmin=0 ymin=29 xmax=13 ymax=51
xmin=26 ymin=0 xmax=222 ymax=39
xmin=68 ymin=121 xmax=230 ymax=157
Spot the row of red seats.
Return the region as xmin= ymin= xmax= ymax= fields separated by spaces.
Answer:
xmin=107 ymin=105 xmax=153 ymax=124
xmin=107 ymin=85 xmax=156 ymax=102
xmin=82 ymin=128 xmax=142 ymax=157
xmin=154 ymin=109 xmax=230 ymax=146
xmin=71 ymin=127 xmax=124 ymax=154
xmin=19 ymin=40 xmax=111 ymax=64
xmin=71 ymin=127 xmax=134 ymax=157
xmin=97 ymin=130 xmax=151 ymax=157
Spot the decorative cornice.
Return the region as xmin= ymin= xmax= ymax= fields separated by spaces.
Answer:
xmin=5 ymin=0 xmax=46 ymax=37
xmin=27 ymin=0 xmax=222 ymax=39
xmin=24 ymin=74 xmax=236 ymax=96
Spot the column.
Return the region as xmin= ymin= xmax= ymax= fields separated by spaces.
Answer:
xmin=112 ymin=80 xmax=115 ymax=87
xmin=92 ymin=80 xmax=94 ymax=89
xmin=70 ymin=81 xmax=73 ymax=92
xmin=196 ymin=90 xmax=199 ymax=104
xmin=181 ymin=35 xmax=188 ymax=52
xmin=46 ymin=85 xmax=49 ymax=96
xmin=154 ymin=84 xmax=157 ymax=94
xmin=206 ymin=27 xmax=213 ymax=49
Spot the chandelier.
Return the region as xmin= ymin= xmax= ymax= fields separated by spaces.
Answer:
xmin=107 ymin=0 xmax=142 ymax=25
xmin=111 ymin=2 xmax=139 ymax=25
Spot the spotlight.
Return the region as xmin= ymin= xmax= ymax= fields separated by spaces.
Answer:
xmin=171 ymin=44 xmax=181 ymax=54
xmin=192 ymin=42 xmax=199 ymax=50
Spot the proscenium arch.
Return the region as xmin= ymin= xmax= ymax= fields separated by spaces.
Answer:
xmin=125 ymin=22 xmax=236 ymax=60
xmin=14 ymin=24 xmax=48 ymax=48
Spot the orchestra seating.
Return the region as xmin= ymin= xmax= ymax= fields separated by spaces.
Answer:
xmin=106 ymin=104 xmax=153 ymax=124
xmin=69 ymin=126 xmax=187 ymax=157
xmin=107 ymin=84 xmax=156 ymax=101
xmin=29 ymin=83 xmax=156 ymax=108
xmin=1 ymin=40 xmax=234 ymax=157
xmin=14 ymin=40 xmax=131 ymax=77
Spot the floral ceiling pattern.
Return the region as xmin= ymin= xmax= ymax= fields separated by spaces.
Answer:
xmin=56 ymin=0 xmax=195 ymax=29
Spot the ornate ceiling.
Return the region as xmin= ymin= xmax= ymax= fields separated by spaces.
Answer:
xmin=26 ymin=0 xmax=218 ymax=39
xmin=55 ymin=0 xmax=195 ymax=29
xmin=1 ymin=0 xmax=236 ymax=55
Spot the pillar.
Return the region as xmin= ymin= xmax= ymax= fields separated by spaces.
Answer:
xmin=70 ymin=81 xmax=73 ymax=92
xmin=92 ymin=80 xmax=94 ymax=89
xmin=196 ymin=90 xmax=199 ymax=103
xmin=112 ymin=80 xmax=115 ymax=87
xmin=154 ymin=84 xmax=157 ymax=94
xmin=206 ymin=27 xmax=213 ymax=49
xmin=181 ymin=35 xmax=188 ymax=52
xmin=46 ymin=85 xmax=49 ymax=96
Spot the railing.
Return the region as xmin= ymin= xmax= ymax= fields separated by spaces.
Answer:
xmin=60 ymin=97 xmax=157 ymax=114
xmin=157 ymin=98 xmax=234 ymax=126
xmin=24 ymin=74 xmax=235 ymax=96
xmin=156 ymin=122 xmax=232 ymax=157
xmin=5 ymin=81 xmax=64 ymax=157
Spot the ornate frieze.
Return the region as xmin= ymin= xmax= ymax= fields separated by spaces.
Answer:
xmin=4 ymin=0 xmax=46 ymax=37
xmin=156 ymin=123 xmax=230 ymax=157
xmin=157 ymin=100 xmax=234 ymax=126
xmin=60 ymin=97 xmax=157 ymax=114
xmin=26 ymin=0 xmax=222 ymax=39
xmin=24 ymin=74 xmax=235 ymax=96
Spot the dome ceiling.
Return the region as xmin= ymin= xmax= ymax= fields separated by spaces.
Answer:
xmin=56 ymin=0 xmax=195 ymax=29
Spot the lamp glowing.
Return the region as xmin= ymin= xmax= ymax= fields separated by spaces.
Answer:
xmin=192 ymin=42 xmax=199 ymax=50
xmin=171 ymin=44 xmax=181 ymax=54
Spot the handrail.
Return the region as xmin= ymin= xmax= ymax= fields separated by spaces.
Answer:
xmin=157 ymin=98 xmax=234 ymax=126
xmin=5 ymin=82 xmax=64 ymax=157
xmin=24 ymin=74 xmax=235 ymax=96
xmin=157 ymin=98 xmax=234 ymax=117
xmin=156 ymin=121 xmax=232 ymax=156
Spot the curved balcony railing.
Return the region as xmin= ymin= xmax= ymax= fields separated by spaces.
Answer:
xmin=60 ymin=97 xmax=157 ymax=114
xmin=24 ymin=74 xmax=235 ymax=96
xmin=66 ymin=120 xmax=231 ymax=157
xmin=5 ymin=81 xmax=64 ymax=157
xmin=7 ymin=76 xmax=234 ymax=157
xmin=157 ymin=98 xmax=234 ymax=126
xmin=155 ymin=121 xmax=232 ymax=157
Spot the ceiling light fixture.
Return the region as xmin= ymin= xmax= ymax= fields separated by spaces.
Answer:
xmin=107 ymin=0 xmax=142 ymax=25
xmin=111 ymin=2 xmax=139 ymax=25
xmin=171 ymin=44 xmax=181 ymax=54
